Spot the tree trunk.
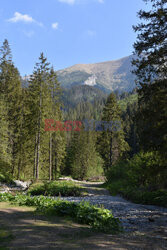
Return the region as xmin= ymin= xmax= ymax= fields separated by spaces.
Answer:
xmin=17 ymin=157 xmax=21 ymax=180
xmin=36 ymin=83 xmax=42 ymax=180
xmin=109 ymin=135 xmax=113 ymax=167
xmin=49 ymin=133 xmax=52 ymax=181
xmin=33 ymin=134 xmax=37 ymax=179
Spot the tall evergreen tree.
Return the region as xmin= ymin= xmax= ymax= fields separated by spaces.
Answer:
xmin=121 ymin=101 xmax=139 ymax=157
xmin=132 ymin=0 xmax=167 ymax=159
xmin=66 ymin=129 xmax=103 ymax=180
xmin=0 ymin=92 xmax=11 ymax=171
xmin=28 ymin=53 xmax=50 ymax=179
xmin=47 ymin=67 xmax=66 ymax=180
xmin=132 ymin=0 xmax=167 ymax=85
xmin=97 ymin=93 xmax=129 ymax=172
xmin=28 ymin=54 xmax=66 ymax=180
xmin=0 ymin=39 xmax=22 ymax=177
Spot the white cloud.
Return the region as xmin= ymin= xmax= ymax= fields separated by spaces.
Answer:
xmin=58 ymin=0 xmax=104 ymax=5
xmin=23 ymin=30 xmax=35 ymax=38
xmin=86 ymin=30 xmax=96 ymax=37
xmin=58 ymin=0 xmax=75 ymax=4
xmin=7 ymin=12 xmax=43 ymax=26
xmin=82 ymin=29 xmax=96 ymax=39
xmin=52 ymin=22 xmax=59 ymax=29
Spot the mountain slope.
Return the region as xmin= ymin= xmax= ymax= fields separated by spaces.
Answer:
xmin=62 ymin=85 xmax=107 ymax=108
xmin=57 ymin=55 xmax=136 ymax=93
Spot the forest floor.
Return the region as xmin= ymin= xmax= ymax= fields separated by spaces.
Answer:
xmin=0 ymin=182 xmax=167 ymax=249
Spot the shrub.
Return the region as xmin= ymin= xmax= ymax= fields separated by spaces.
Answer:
xmin=0 ymin=173 xmax=14 ymax=185
xmin=105 ymin=151 xmax=167 ymax=207
xmin=28 ymin=181 xmax=82 ymax=197
xmin=0 ymin=193 xmax=122 ymax=233
xmin=107 ymin=151 xmax=166 ymax=190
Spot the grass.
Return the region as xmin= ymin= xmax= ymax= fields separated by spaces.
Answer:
xmin=0 ymin=202 xmax=166 ymax=249
xmin=0 ymin=193 xmax=122 ymax=233
xmin=0 ymin=202 xmax=93 ymax=249
xmin=0 ymin=229 xmax=13 ymax=243
xmin=28 ymin=181 xmax=83 ymax=197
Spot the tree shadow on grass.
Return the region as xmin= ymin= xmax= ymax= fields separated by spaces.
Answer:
xmin=0 ymin=205 xmax=166 ymax=249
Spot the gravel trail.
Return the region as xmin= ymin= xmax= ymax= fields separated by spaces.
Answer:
xmin=60 ymin=182 xmax=167 ymax=239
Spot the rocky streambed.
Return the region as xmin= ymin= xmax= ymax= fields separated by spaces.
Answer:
xmin=0 ymin=180 xmax=32 ymax=193
xmin=59 ymin=182 xmax=167 ymax=241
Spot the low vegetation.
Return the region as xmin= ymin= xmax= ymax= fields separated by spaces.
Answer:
xmin=0 ymin=193 xmax=122 ymax=233
xmin=28 ymin=181 xmax=83 ymax=197
xmin=0 ymin=172 xmax=14 ymax=185
xmin=105 ymin=152 xmax=167 ymax=207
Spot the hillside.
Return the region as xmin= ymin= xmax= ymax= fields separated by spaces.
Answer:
xmin=62 ymin=85 xmax=107 ymax=108
xmin=57 ymin=55 xmax=136 ymax=93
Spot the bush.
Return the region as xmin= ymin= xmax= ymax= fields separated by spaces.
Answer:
xmin=28 ymin=181 xmax=82 ymax=197
xmin=107 ymin=152 xmax=166 ymax=189
xmin=0 ymin=173 xmax=14 ymax=185
xmin=105 ymin=151 xmax=167 ymax=207
xmin=0 ymin=193 xmax=122 ymax=233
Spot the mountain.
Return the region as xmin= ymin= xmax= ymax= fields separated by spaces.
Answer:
xmin=57 ymin=55 xmax=136 ymax=93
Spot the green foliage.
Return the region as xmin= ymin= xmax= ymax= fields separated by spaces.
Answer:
xmin=0 ymin=173 xmax=14 ymax=185
xmin=98 ymin=93 xmax=129 ymax=171
xmin=0 ymin=45 xmax=66 ymax=180
xmin=121 ymin=101 xmax=139 ymax=157
xmin=105 ymin=151 xmax=167 ymax=207
xmin=27 ymin=54 xmax=66 ymax=180
xmin=0 ymin=228 xmax=13 ymax=243
xmin=132 ymin=0 xmax=167 ymax=171
xmin=66 ymin=130 xmax=104 ymax=180
xmin=118 ymin=93 xmax=138 ymax=112
xmin=106 ymin=182 xmax=167 ymax=207
xmin=0 ymin=39 xmax=23 ymax=178
xmin=132 ymin=0 xmax=167 ymax=84
xmin=136 ymin=80 xmax=167 ymax=159
xmin=28 ymin=181 xmax=82 ymax=197
xmin=0 ymin=193 xmax=122 ymax=233
xmin=107 ymin=152 xmax=166 ymax=188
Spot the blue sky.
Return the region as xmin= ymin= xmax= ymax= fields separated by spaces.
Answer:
xmin=0 ymin=0 xmax=150 ymax=76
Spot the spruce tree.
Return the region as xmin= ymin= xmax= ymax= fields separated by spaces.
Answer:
xmin=97 ymin=93 xmax=129 ymax=172
xmin=28 ymin=55 xmax=66 ymax=180
xmin=132 ymin=0 xmax=167 ymax=159
xmin=66 ymin=129 xmax=103 ymax=180
xmin=132 ymin=0 xmax=167 ymax=84
xmin=0 ymin=39 xmax=22 ymax=177
xmin=28 ymin=53 xmax=50 ymax=179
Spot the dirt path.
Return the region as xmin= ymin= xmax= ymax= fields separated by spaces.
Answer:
xmin=0 ymin=202 xmax=167 ymax=249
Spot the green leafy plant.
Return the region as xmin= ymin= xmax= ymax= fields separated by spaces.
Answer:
xmin=0 ymin=193 xmax=122 ymax=233
xmin=105 ymin=152 xmax=167 ymax=207
xmin=0 ymin=173 xmax=14 ymax=185
xmin=28 ymin=181 xmax=83 ymax=197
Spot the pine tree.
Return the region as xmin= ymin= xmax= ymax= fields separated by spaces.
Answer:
xmin=66 ymin=129 xmax=103 ymax=180
xmin=47 ymin=67 xmax=66 ymax=180
xmin=121 ymin=101 xmax=139 ymax=157
xmin=132 ymin=0 xmax=167 ymax=85
xmin=0 ymin=39 xmax=22 ymax=177
xmin=132 ymin=0 xmax=167 ymax=159
xmin=0 ymin=92 xmax=11 ymax=171
xmin=28 ymin=53 xmax=51 ymax=179
xmin=97 ymin=93 xmax=129 ymax=172
xmin=27 ymin=54 xmax=66 ymax=180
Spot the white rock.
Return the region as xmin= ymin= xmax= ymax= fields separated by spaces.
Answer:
xmin=14 ymin=180 xmax=32 ymax=190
